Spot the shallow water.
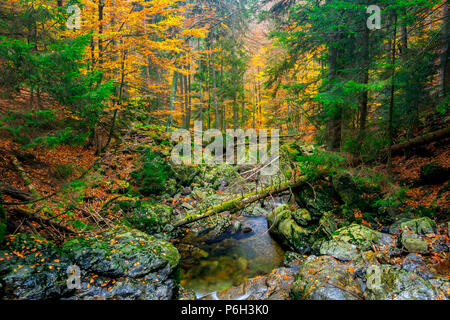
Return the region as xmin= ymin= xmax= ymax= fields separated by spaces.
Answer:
xmin=179 ymin=216 xmax=285 ymax=297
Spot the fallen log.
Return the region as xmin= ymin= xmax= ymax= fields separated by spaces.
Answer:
xmin=11 ymin=156 xmax=41 ymax=199
xmin=0 ymin=184 xmax=32 ymax=201
xmin=389 ymin=126 xmax=450 ymax=154
xmin=9 ymin=207 xmax=76 ymax=235
xmin=173 ymin=169 xmax=327 ymax=228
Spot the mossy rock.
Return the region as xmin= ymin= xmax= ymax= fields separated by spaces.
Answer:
xmin=330 ymin=223 xmax=393 ymax=251
xmin=290 ymin=255 xmax=362 ymax=300
xmin=319 ymin=239 xmax=359 ymax=261
xmin=268 ymin=204 xmax=315 ymax=254
xmin=390 ymin=217 xmax=437 ymax=235
xmin=0 ymin=233 xmax=71 ymax=299
xmin=365 ymin=264 xmax=437 ymax=300
xmin=61 ymin=226 xmax=180 ymax=279
xmin=318 ymin=212 xmax=338 ymax=237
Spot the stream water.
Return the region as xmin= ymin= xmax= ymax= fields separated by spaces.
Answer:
xmin=179 ymin=215 xmax=285 ymax=298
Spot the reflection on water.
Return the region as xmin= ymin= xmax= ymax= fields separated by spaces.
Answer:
xmin=179 ymin=216 xmax=285 ymax=297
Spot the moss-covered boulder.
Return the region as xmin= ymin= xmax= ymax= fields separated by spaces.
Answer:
xmin=364 ymin=265 xmax=437 ymax=300
xmin=290 ymin=255 xmax=363 ymax=300
xmin=267 ymin=204 xmax=315 ymax=254
xmin=319 ymin=224 xmax=394 ymax=262
xmin=62 ymin=226 xmax=180 ymax=278
xmin=61 ymin=226 xmax=181 ymax=300
xmin=331 ymin=224 xmax=394 ymax=251
xmin=390 ymin=217 xmax=437 ymax=235
xmin=401 ymin=233 xmax=429 ymax=254
xmin=0 ymin=233 xmax=71 ymax=299
xmin=319 ymin=239 xmax=359 ymax=261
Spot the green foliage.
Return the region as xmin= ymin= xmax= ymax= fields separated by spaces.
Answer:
xmin=295 ymin=148 xmax=345 ymax=176
xmin=0 ymin=31 xmax=114 ymax=148
xmin=131 ymin=149 xmax=171 ymax=196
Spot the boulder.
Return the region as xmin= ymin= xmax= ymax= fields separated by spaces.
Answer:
xmin=319 ymin=239 xmax=359 ymax=262
xmin=0 ymin=233 xmax=71 ymax=299
xmin=61 ymin=226 xmax=181 ymax=300
xmin=214 ymin=268 xmax=296 ymax=300
xmin=402 ymin=235 xmax=429 ymax=254
xmin=290 ymin=255 xmax=363 ymax=300
xmin=267 ymin=204 xmax=314 ymax=254
xmin=330 ymin=223 xmax=394 ymax=251
xmin=401 ymin=253 xmax=433 ymax=280
xmin=390 ymin=217 xmax=437 ymax=235
xmin=364 ymin=264 xmax=437 ymax=300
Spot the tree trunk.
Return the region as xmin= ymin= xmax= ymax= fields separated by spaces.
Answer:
xmin=440 ymin=1 xmax=449 ymax=99
xmin=387 ymin=13 xmax=397 ymax=175
xmin=173 ymin=170 xmax=327 ymax=228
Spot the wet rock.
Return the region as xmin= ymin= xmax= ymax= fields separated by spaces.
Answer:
xmin=390 ymin=217 xmax=437 ymax=235
xmin=402 ymin=236 xmax=429 ymax=254
xmin=401 ymin=254 xmax=433 ymax=280
xmin=283 ymin=251 xmax=306 ymax=270
xmin=215 ymin=268 xmax=296 ymax=300
xmin=320 ymin=239 xmax=359 ymax=262
xmin=242 ymin=227 xmax=252 ymax=233
xmin=0 ymin=233 xmax=71 ymax=300
xmin=330 ymin=223 xmax=394 ymax=252
xmin=267 ymin=204 xmax=314 ymax=254
xmin=429 ymin=278 xmax=450 ymax=300
xmin=291 ymin=255 xmax=363 ymax=300
xmin=364 ymin=264 xmax=437 ymax=300
xmin=61 ymin=226 xmax=180 ymax=300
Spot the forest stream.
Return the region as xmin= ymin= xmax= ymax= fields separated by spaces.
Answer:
xmin=179 ymin=215 xmax=285 ymax=298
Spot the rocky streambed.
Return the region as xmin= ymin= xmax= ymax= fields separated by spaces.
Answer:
xmin=0 ymin=162 xmax=449 ymax=300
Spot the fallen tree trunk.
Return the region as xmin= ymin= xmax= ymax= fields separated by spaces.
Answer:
xmin=0 ymin=184 xmax=32 ymax=201
xmin=345 ymin=126 xmax=450 ymax=165
xmin=11 ymin=156 xmax=41 ymax=199
xmin=389 ymin=126 xmax=450 ymax=154
xmin=173 ymin=170 xmax=327 ymax=228
xmin=10 ymin=207 xmax=76 ymax=235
